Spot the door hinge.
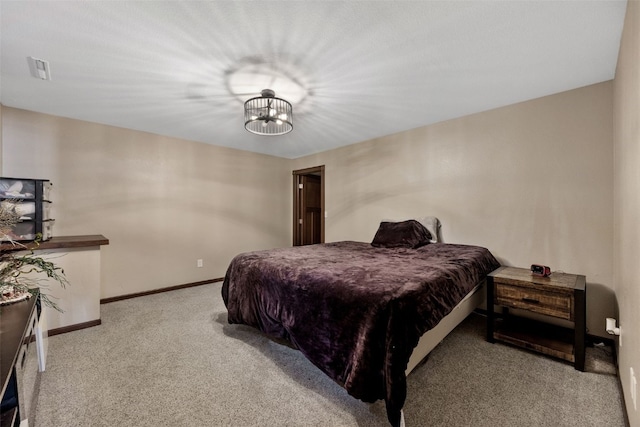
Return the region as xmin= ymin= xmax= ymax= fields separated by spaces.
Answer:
xmin=298 ymin=183 xmax=303 ymax=189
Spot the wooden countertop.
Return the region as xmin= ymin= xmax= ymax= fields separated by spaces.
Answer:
xmin=0 ymin=235 xmax=109 ymax=252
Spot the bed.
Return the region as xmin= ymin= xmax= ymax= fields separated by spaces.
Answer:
xmin=221 ymin=219 xmax=500 ymax=427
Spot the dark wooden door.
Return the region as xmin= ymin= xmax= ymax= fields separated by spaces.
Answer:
xmin=301 ymin=175 xmax=321 ymax=245
xmin=293 ymin=166 xmax=324 ymax=246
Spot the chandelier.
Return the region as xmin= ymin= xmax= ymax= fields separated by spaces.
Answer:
xmin=244 ymin=89 xmax=293 ymax=135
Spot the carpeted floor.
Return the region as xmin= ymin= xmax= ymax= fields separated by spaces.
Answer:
xmin=34 ymin=283 xmax=626 ymax=426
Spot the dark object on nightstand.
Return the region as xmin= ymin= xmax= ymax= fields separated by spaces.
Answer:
xmin=530 ymin=264 xmax=551 ymax=277
xmin=486 ymin=266 xmax=586 ymax=371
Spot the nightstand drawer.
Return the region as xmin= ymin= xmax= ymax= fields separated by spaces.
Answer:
xmin=495 ymin=284 xmax=572 ymax=320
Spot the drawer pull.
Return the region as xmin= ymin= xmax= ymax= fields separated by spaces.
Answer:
xmin=522 ymin=297 xmax=540 ymax=304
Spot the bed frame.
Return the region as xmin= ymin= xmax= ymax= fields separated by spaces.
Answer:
xmin=406 ymin=280 xmax=485 ymax=374
xmin=397 ymin=280 xmax=485 ymax=426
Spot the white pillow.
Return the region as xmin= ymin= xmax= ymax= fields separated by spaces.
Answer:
xmin=415 ymin=216 xmax=441 ymax=243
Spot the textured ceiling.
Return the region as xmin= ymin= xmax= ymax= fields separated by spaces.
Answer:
xmin=0 ymin=1 xmax=627 ymax=159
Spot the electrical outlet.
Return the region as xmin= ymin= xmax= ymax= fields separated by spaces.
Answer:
xmin=632 ymin=367 xmax=637 ymax=411
xmin=197 ymin=259 xmax=203 ymax=268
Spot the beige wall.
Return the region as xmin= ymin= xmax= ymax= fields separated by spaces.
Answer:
xmin=294 ymin=82 xmax=614 ymax=338
xmin=2 ymin=83 xmax=616 ymax=337
xmin=614 ymin=1 xmax=640 ymax=425
xmin=0 ymin=105 xmax=3 ymax=174
xmin=1 ymin=107 xmax=291 ymax=299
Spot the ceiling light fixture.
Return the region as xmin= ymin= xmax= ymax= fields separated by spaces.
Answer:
xmin=244 ymin=89 xmax=293 ymax=136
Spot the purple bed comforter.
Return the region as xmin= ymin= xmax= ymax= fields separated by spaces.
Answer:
xmin=222 ymin=241 xmax=499 ymax=426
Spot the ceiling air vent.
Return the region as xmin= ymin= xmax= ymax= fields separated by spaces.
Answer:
xmin=27 ymin=56 xmax=52 ymax=81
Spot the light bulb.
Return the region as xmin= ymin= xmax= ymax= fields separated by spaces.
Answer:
xmin=276 ymin=119 xmax=283 ymax=125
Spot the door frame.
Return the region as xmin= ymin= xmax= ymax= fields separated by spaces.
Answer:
xmin=292 ymin=165 xmax=325 ymax=246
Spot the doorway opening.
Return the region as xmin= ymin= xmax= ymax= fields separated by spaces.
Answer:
xmin=292 ymin=165 xmax=325 ymax=246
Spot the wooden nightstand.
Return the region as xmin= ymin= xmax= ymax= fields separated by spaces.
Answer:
xmin=486 ymin=266 xmax=586 ymax=371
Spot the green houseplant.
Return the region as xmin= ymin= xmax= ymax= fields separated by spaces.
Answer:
xmin=0 ymin=200 xmax=68 ymax=311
